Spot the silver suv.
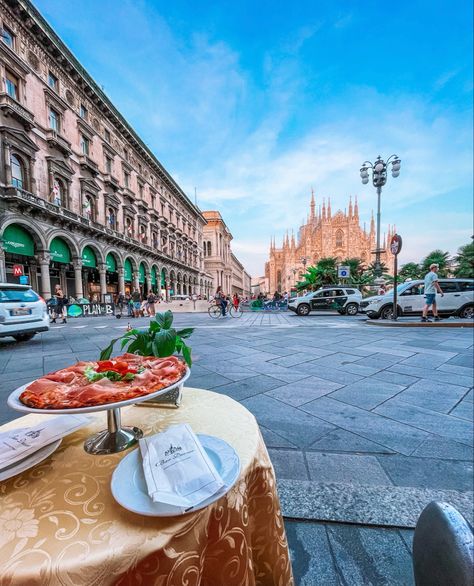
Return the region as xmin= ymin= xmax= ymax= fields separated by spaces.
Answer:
xmin=0 ymin=284 xmax=49 ymax=342
xmin=360 ymin=279 xmax=474 ymax=319
xmin=288 ymin=287 xmax=362 ymax=316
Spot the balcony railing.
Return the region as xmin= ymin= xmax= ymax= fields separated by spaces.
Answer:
xmin=45 ymin=129 xmax=72 ymax=157
xmin=1 ymin=187 xmax=201 ymax=270
xmin=0 ymin=93 xmax=35 ymax=129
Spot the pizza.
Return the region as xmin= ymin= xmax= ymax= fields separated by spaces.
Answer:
xmin=19 ymin=353 xmax=187 ymax=409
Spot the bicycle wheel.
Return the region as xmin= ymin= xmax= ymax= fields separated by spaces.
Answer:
xmin=229 ymin=305 xmax=243 ymax=318
xmin=208 ymin=305 xmax=222 ymax=319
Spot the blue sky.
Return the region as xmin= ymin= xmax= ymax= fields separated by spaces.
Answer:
xmin=35 ymin=0 xmax=473 ymax=275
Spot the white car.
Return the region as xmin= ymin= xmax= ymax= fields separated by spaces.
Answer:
xmin=288 ymin=287 xmax=362 ymax=316
xmin=360 ymin=278 xmax=474 ymax=319
xmin=0 ymin=284 xmax=50 ymax=342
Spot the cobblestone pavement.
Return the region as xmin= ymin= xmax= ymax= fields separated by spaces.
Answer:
xmin=1 ymin=311 xmax=472 ymax=584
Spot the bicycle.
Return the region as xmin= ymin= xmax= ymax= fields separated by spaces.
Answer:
xmin=208 ymin=300 xmax=243 ymax=319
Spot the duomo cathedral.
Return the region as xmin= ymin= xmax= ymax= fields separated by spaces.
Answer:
xmin=265 ymin=191 xmax=395 ymax=293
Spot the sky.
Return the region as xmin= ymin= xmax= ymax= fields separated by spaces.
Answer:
xmin=35 ymin=0 xmax=473 ymax=276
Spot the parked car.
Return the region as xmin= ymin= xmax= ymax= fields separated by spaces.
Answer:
xmin=360 ymin=278 xmax=474 ymax=319
xmin=0 ymin=284 xmax=49 ymax=342
xmin=288 ymin=287 xmax=362 ymax=316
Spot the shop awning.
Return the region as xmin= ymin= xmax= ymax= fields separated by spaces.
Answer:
xmin=151 ymin=266 xmax=157 ymax=285
xmin=82 ymin=246 xmax=97 ymax=268
xmin=50 ymin=237 xmax=71 ymax=264
xmin=124 ymin=259 xmax=133 ymax=282
xmin=161 ymin=270 xmax=166 ymax=287
xmin=138 ymin=263 xmax=146 ymax=284
xmin=2 ymin=224 xmax=35 ymax=257
xmin=106 ymin=253 xmax=117 ymax=272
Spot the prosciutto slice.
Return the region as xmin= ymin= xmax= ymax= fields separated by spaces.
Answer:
xmin=19 ymin=354 xmax=187 ymax=409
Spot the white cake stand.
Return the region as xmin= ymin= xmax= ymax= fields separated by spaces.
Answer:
xmin=7 ymin=368 xmax=190 ymax=455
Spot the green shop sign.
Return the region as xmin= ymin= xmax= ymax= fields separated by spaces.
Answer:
xmin=2 ymin=224 xmax=35 ymax=256
xmin=124 ymin=259 xmax=133 ymax=281
xmin=106 ymin=253 xmax=117 ymax=272
xmin=82 ymin=246 xmax=97 ymax=268
xmin=50 ymin=237 xmax=71 ymax=264
xmin=151 ymin=267 xmax=157 ymax=285
xmin=138 ymin=263 xmax=146 ymax=284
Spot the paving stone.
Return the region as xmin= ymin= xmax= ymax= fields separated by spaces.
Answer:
xmin=374 ymin=399 xmax=473 ymax=447
xmin=310 ymin=429 xmax=395 ymax=454
xmin=309 ymin=352 xmax=364 ymax=368
xmin=437 ymin=363 xmax=474 ymax=378
xmin=242 ymin=361 xmax=313 ymax=383
xmin=446 ymin=353 xmax=474 ymax=368
xmin=300 ymin=397 xmax=430 ymax=455
xmin=335 ymin=363 xmax=384 ymax=376
xmin=394 ymin=379 xmax=469 ymax=414
xmin=398 ymin=529 xmax=415 ymax=554
xmin=259 ymin=426 xmax=298 ymax=449
xmin=269 ymin=353 xmax=325 ymax=367
xmin=285 ymin=521 xmax=340 ymax=586
xmin=216 ymin=374 xmax=284 ymax=401
xmin=354 ymin=353 xmax=404 ymax=367
xmin=371 ymin=370 xmax=420 ymax=387
xmin=450 ymin=399 xmax=474 ymax=421
xmin=242 ymin=394 xmax=336 ymax=448
xmin=268 ymin=448 xmax=309 ymax=480
xmin=266 ymin=377 xmax=343 ymax=407
xmin=301 ymin=365 xmax=364 ymax=385
xmin=388 ymin=364 xmax=474 ymax=387
xmin=204 ymin=364 xmax=257 ymax=381
xmin=306 ymin=452 xmax=393 ymax=486
xmin=400 ymin=353 xmax=453 ymax=368
xmin=377 ymin=455 xmax=474 ymax=491
xmin=326 ymin=524 xmax=415 ymax=586
xmin=328 ymin=379 xmax=406 ymax=410
xmin=411 ymin=436 xmax=474 ymax=460
xmin=186 ymin=372 xmax=233 ymax=389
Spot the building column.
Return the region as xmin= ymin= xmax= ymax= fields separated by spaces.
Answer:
xmin=133 ymin=272 xmax=140 ymax=292
xmin=73 ymin=260 xmax=83 ymax=299
xmin=3 ymin=141 xmax=12 ymax=185
xmin=28 ymin=158 xmax=37 ymax=194
xmin=118 ymin=267 xmax=125 ymax=295
xmin=98 ymin=263 xmax=107 ymax=300
xmin=145 ymin=272 xmax=152 ymax=294
xmin=38 ymin=252 xmax=51 ymax=299
xmin=0 ymin=246 xmax=6 ymax=283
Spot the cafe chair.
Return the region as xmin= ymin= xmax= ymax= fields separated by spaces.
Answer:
xmin=413 ymin=501 xmax=474 ymax=586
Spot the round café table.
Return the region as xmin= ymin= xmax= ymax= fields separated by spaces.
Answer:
xmin=0 ymin=388 xmax=294 ymax=586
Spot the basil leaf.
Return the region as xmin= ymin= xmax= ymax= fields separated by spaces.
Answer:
xmin=176 ymin=328 xmax=194 ymax=339
xmin=122 ymin=372 xmax=135 ymax=381
xmin=155 ymin=310 xmax=173 ymax=330
xmin=154 ymin=329 xmax=176 ymax=357
xmin=181 ymin=343 xmax=192 ymax=367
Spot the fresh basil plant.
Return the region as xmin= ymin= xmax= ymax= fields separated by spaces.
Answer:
xmin=100 ymin=310 xmax=193 ymax=366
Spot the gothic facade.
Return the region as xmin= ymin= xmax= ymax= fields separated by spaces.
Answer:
xmin=265 ymin=192 xmax=395 ymax=293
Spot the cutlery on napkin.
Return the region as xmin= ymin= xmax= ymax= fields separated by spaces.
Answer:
xmin=139 ymin=423 xmax=224 ymax=513
xmin=0 ymin=415 xmax=90 ymax=470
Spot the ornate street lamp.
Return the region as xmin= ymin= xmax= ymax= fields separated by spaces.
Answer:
xmin=360 ymin=155 xmax=401 ymax=278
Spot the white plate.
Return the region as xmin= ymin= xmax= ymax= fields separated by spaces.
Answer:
xmin=0 ymin=439 xmax=61 ymax=482
xmin=111 ymin=434 xmax=241 ymax=517
xmin=7 ymin=367 xmax=190 ymax=415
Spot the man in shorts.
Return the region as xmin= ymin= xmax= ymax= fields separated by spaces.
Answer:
xmin=421 ymin=263 xmax=444 ymax=322
xmin=131 ymin=289 xmax=142 ymax=318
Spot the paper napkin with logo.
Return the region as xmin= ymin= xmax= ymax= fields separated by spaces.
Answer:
xmin=0 ymin=414 xmax=90 ymax=470
xmin=139 ymin=423 xmax=224 ymax=511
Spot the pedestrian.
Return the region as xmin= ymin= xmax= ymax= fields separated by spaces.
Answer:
xmin=421 ymin=263 xmax=444 ymax=322
xmin=147 ymin=291 xmax=156 ymax=316
xmin=115 ymin=292 xmax=125 ymax=317
xmin=51 ymin=284 xmax=67 ymax=324
xmin=232 ymin=293 xmax=239 ymax=310
xmin=215 ymin=286 xmax=227 ymax=316
xmin=131 ymin=289 xmax=141 ymax=318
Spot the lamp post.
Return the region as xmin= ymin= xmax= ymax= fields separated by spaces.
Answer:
xmin=360 ymin=155 xmax=401 ymax=279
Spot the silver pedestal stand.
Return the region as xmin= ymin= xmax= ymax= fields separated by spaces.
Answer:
xmin=83 ymin=408 xmax=143 ymax=455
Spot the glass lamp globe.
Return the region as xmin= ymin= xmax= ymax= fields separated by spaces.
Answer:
xmin=362 ymin=177 xmax=369 ymax=185
xmin=374 ymin=162 xmax=384 ymax=172
xmin=392 ymin=170 xmax=400 ymax=178
xmin=392 ymin=161 xmax=401 ymax=172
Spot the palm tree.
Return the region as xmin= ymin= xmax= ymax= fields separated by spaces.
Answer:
xmin=453 ymin=242 xmax=474 ymax=278
xmin=421 ymin=250 xmax=451 ymax=277
xmin=399 ymin=262 xmax=421 ymax=281
xmin=296 ymin=257 xmax=338 ymax=291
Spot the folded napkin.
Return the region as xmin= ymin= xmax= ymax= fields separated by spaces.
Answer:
xmin=0 ymin=415 xmax=90 ymax=469
xmin=139 ymin=424 xmax=224 ymax=512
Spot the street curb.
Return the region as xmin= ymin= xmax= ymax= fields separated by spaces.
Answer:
xmin=277 ymin=479 xmax=473 ymax=528
xmin=365 ymin=320 xmax=473 ymax=328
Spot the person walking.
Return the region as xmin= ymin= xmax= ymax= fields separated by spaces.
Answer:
xmin=131 ymin=289 xmax=141 ymax=319
xmin=51 ymin=284 xmax=67 ymax=324
xmin=215 ymin=286 xmax=227 ymax=317
xmin=421 ymin=263 xmax=444 ymax=322
xmin=147 ymin=291 xmax=156 ymax=317
xmin=232 ymin=293 xmax=240 ymax=310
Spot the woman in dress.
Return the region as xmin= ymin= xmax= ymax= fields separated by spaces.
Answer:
xmin=51 ymin=284 xmax=67 ymax=324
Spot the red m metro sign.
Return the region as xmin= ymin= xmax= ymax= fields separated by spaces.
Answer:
xmin=12 ymin=264 xmax=24 ymax=277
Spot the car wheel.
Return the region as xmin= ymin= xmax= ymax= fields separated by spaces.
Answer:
xmin=345 ymin=303 xmax=358 ymax=316
xmin=296 ymin=304 xmax=310 ymax=316
xmin=380 ymin=305 xmax=400 ymax=320
xmin=13 ymin=333 xmax=36 ymax=342
xmin=459 ymin=305 xmax=474 ymax=319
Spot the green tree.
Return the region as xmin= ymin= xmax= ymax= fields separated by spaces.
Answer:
xmin=399 ymin=262 xmax=421 ymax=281
xmin=421 ymin=250 xmax=451 ymax=277
xmin=453 ymin=242 xmax=474 ymax=278
xmin=296 ymin=257 xmax=338 ymax=291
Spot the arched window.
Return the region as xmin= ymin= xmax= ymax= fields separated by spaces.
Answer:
xmin=11 ymin=154 xmax=24 ymax=189
xmin=139 ymin=225 xmax=147 ymax=243
xmin=152 ymin=231 xmax=158 ymax=249
xmin=52 ymin=178 xmax=64 ymax=206
xmin=107 ymin=207 xmax=116 ymax=229
xmin=335 ymin=229 xmax=344 ymax=248
xmin=83 ymin=195 xmax=94 ymax=220
xmin=207 ymin=241 xmax=212 ymax=256
xmin=125 ymin=218 xmax=133 ymax=237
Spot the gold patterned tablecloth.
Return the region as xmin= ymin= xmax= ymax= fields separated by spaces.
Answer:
xmin=0 ymin=388 xmax=294 ymax=586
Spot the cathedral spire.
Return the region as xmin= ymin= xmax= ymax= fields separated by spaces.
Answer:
xmin=322 ymin=198 xmax=326 ymax=220
xmin=370 ymin=210 xmax=375 ymax=235
xmin=327 ymin=197 xmax=332 ymax=218
xmin=310 ymin=188 xmax=316 ymax=220
xmin=291 ymin=229 xmax=295 ymax=249
xmin=348 ymin=196 xmax=353 ymax=218
xmin=354 ymin=195 xmax=359 ymax=219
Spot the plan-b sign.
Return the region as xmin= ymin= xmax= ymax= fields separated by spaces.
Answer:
xmin=67 ymin=303 xmax=115 ymax=318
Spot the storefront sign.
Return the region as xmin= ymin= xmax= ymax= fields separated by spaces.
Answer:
xmin=82 ymin=246 xmax=97 ymax=268
xmin=19 ymin=275 xmax=29 ymax=285
xmin=12 ymin=264 xmax=24 ymax=277
xmin=67 ymin=303 xmax=115 ymax=317
xmin=106 ymin=253 xmax=117 ymax=272
xmin=50 ymin=237 xmax=71 ymax=263
xmin=2 ymin=224 xmax=35 ymax=256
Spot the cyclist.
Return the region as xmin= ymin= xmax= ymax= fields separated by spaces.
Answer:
xmin=215 ymin=286 xmax=227 ymax=316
